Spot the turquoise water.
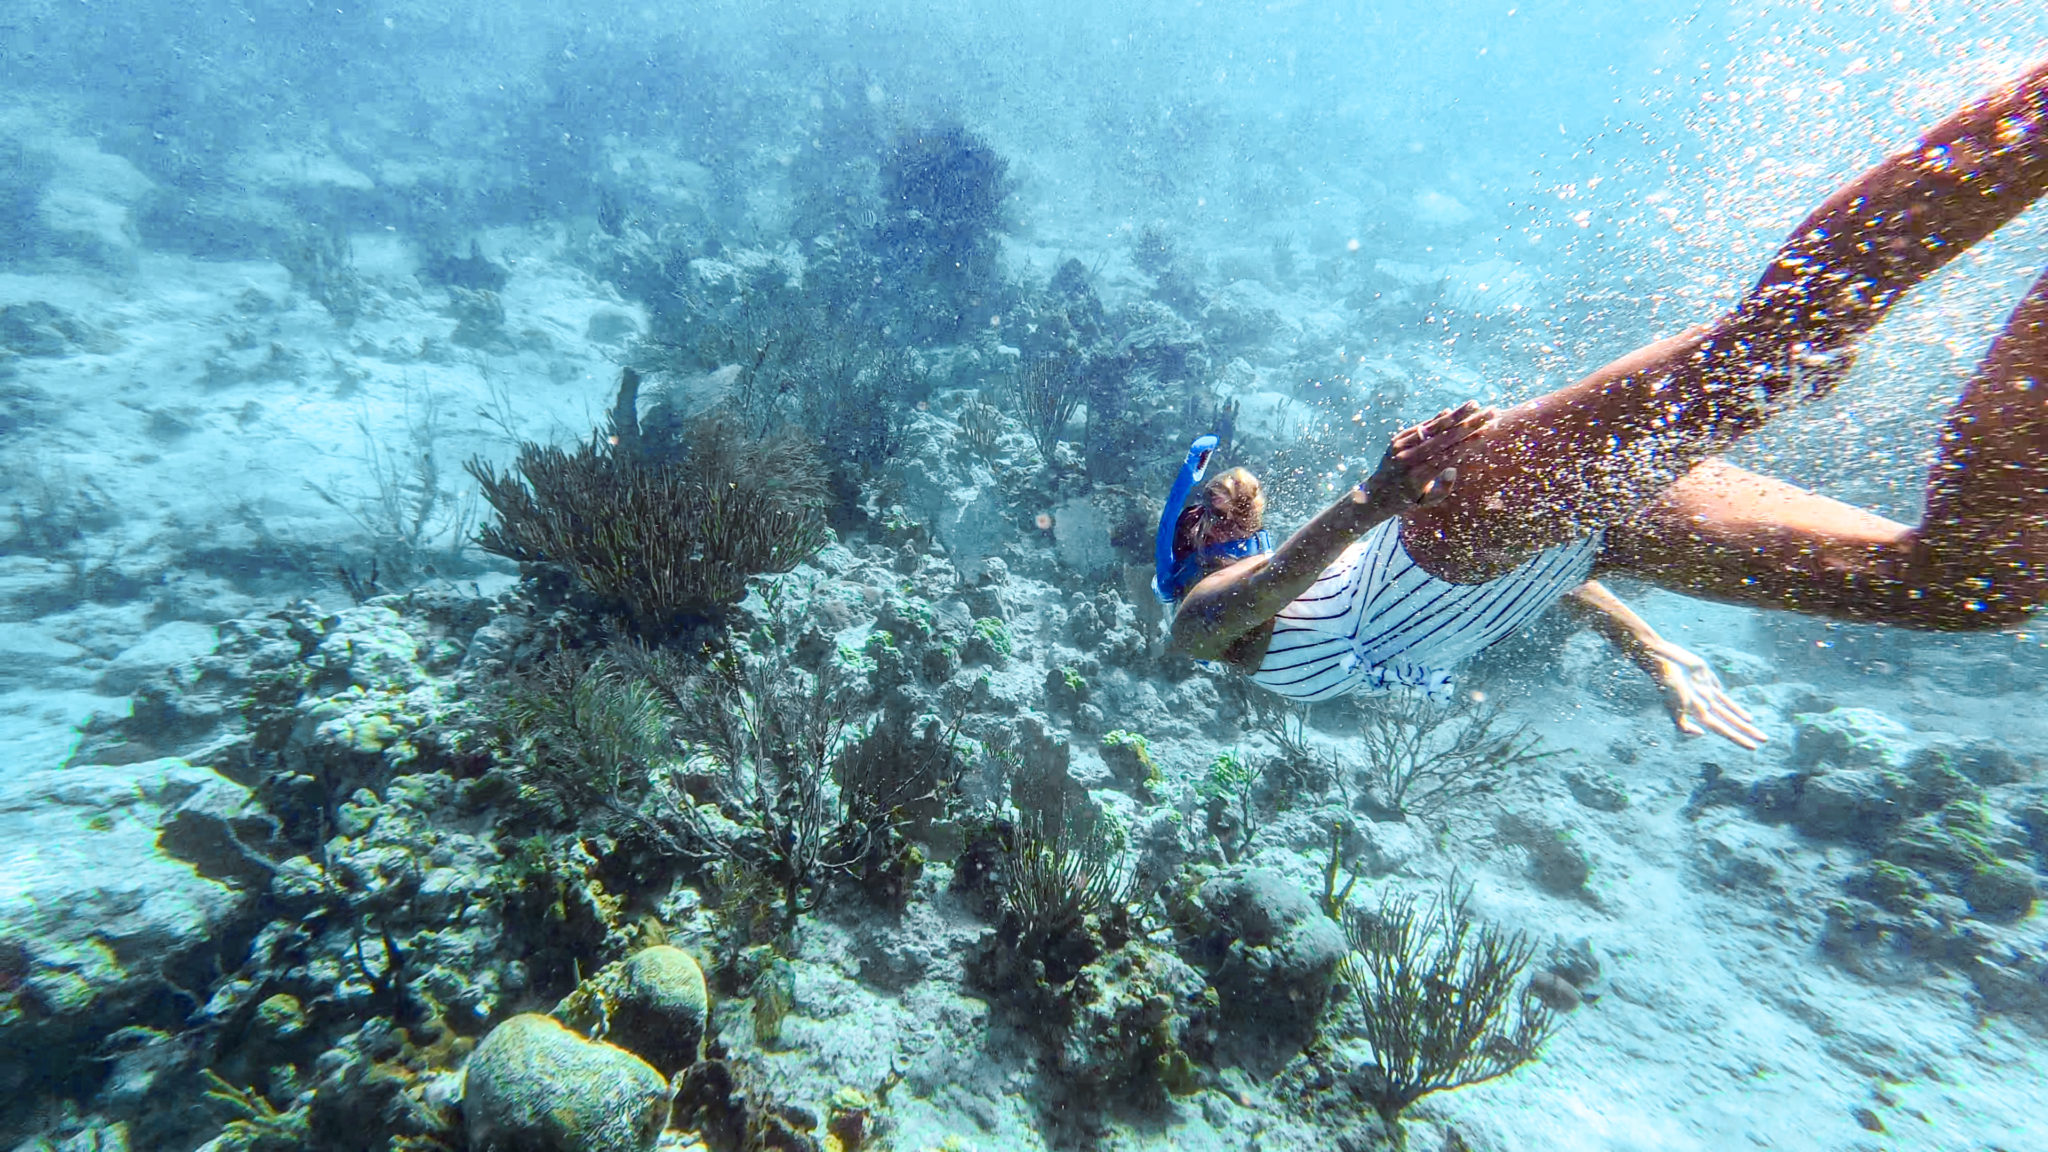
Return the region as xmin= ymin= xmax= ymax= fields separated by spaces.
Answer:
xmin=1 ymin=3 xmax=2045 ymax=1150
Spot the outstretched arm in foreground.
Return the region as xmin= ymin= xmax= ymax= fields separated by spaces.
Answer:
xmin=1560 ymin=581 xmax=1768 ymax=750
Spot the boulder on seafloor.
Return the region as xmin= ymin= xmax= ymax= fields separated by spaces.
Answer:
xmin=463 ymin=1014 xmax=673 ymax=1152
xmin=1182 ymin=865 xmax=1349 ymax=1074
xmin=1496 ymin=810 xmax=1592 ymax=895
xmin=1791 ymin=707 xmax=1913 ymax=772
xmin=0 ymin=757 xmax=259 ymax=1100
xmin=1565 ymin=768 xmax=1630 ymax=813
xmin=96 ymin=620 xmax=219 ymax=695
xmin=1960 ymin=860 xmax=2039 ymax=923
xmin=1791 ymin=769 xmax=1907 ymax=843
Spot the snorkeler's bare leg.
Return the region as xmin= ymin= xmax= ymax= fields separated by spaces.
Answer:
xmin=1914 ymin=263 xmax=2048 ymax=621
xmin=1402 ymin=57 xmax=2048 ymax=583
xmin=1596 ymin=459 xmax=1942 ymax=623
xmin=1601 ymin=264 xmax=2048 ymax=630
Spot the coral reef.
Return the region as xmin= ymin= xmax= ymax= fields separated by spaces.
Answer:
xmin=1690 ymin=707 xmax=2046 ymax=1008
xmin=7 ymin=48 xmax=2048 ymax=1150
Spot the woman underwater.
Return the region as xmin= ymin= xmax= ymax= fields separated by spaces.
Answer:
xmin=1165 ymin=58 xmax=2048 ymax=750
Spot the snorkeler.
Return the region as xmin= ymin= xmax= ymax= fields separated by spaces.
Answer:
xmin=1165 ymin=58 xmax=2048 ymax=750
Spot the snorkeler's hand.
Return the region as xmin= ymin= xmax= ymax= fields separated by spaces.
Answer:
xmin=1363 ymin=401 xmax=1496 ymax=512
xmin=1641 ymin=637 xmax=1768 ymax=750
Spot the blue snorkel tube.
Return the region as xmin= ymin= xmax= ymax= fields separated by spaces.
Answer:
xmin=1153 ymin=435 xmax=1220 ymax=604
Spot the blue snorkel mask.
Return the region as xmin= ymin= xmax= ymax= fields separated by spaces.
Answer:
xmin=1153 ymin=435 xmax=1274 ymax=604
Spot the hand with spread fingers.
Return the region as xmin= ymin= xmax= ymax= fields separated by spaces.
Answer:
xmin=1362 ymin=401 xmax=1497 ymax=514
xmin=1641 ymin=636 xmax=1769 ymax=750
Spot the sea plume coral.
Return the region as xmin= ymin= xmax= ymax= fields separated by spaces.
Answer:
xmin=1336 ymin=885 xmax=1560 ymax=1145
xmin=468 ymin=369 xmax=828 ymax=640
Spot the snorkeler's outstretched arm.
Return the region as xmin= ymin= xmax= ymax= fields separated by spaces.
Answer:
xmin=1562 ymin=581 xmax=1767 ymax=750
xmin=1169 ymin=403 xmax=1494 ymax=661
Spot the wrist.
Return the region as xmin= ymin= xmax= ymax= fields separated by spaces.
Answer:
xmin=1632 ymin=633 xmax=1682 ymax=675
xmin=1352 ymin=475 xmax=1403 ymax=518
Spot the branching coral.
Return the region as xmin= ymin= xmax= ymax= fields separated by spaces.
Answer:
xmin=1005 ymin=353 xmax=1084 ymax=466
xmin=1198 ymin=749 xmax=1263 ymax=864
xmin=201 ymin=1069 xmax=311 ymax=1152
xmin=637 ymin=255 xmax=920 ymax=467
xmin=833 ymin=712 xmax=966 ymax=905
xmin=1336 ymin=886 xmax=1560 ymax=1145
xmin=998 ymin=807 xmax=1135 ymax=981
xmin=491 ymin=589 xmax=968 ymax=951
xmin=306 ymin=388 xmax=477 ymax=586
xmin=669 ymin=641 xmax=864 ymax=929
xmin=499 ymin=649 xmax=672 ymax=831
xmin=1352 ymin=692 xmax=1550 ymax=821
xmin=468 ymin=370 xmax=828 ymax=640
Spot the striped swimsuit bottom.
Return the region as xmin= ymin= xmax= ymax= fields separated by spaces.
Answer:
xmin=1249 ymin=519 xmax=1600 ymax=703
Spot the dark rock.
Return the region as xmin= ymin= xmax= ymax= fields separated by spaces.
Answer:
xmin=1547 ymin=936 xmax=1602 ymax=989
xmin=1526 ymin=970 xmax=1581 ymax=1012
xmin=1843 ymin=861 xmax=1931 ymax=914
xmin=1183 ymin=866 xmax=1349 ymax=1074
xmin=1967 ymin=951 xmax=2048 ymax=1025
xmin=1961 ymin=861 xmax=2038 ymax=923
xmin=1918 ymin=740 xmax=2032 ymax=787
xmin=0 ymin=302 xmax=89 ymax=356
xmin=1792 ymin=769 xmax=1905 ymax=843
xmin=1565 ymin=769 xmax=1628 ymax=813
xmin=1746 ymin=772 xmax=1804 ymax=821
xmin=1900 ymin=749 xmax=1987 ymax=811
xmin=1694 ymin=823 xmax=1784 ymax=893
xmin=1791 ymin=707 xmax=1911 ymax=772
xmin=1888 ymin=894 xmax=1996 ymax=967
xmin=2017 ymin=794 xmax=2048 ymax=858
xmin=420 ymin=240 xmax=510 ymax=292
xmin=1496 ymin=811 xmax=1591 ymax=895
xmin=1682 ymin=762 xmax=1753 ymax=818
xmin=1881 ymin=810 xmax=1996 ymax=877
xmin=1819 ymin=898 xmax=1919 ymax=981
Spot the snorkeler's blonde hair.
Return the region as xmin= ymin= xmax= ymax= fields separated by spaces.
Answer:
xmin=1172 ymin=467 xmax=1265 ymax=559
xmin=1205 ymin=467 xmax=1264 ymax=533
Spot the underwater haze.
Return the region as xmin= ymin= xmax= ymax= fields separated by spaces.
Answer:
xmin=3 ymin=1 xmax=2048 ymax=1149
